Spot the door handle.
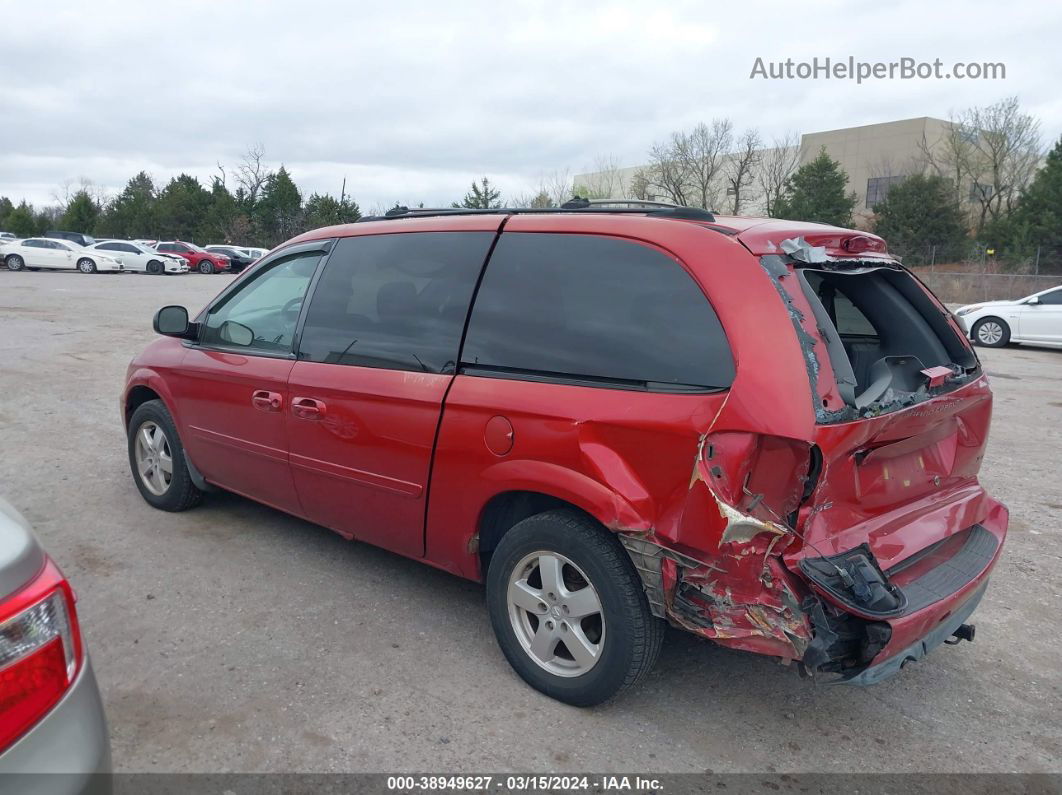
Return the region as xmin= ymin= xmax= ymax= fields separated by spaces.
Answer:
xmin=251 ymin=389 xmax=283 ymax=412
xmin=291 ymin=396 xmax=326 ymax=420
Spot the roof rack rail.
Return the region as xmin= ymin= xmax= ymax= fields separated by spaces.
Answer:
xmin=359 ymin=199 xmax=715 ymax=223
xmin=586 ymin=199 xmax=685 ymax=209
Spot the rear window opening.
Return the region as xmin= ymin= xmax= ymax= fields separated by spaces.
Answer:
xmin=795 ymin=264 xmax=979 ymax=418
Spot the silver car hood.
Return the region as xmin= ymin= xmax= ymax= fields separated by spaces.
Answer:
xmin=0 ymin=498 xmax=46 ymax=601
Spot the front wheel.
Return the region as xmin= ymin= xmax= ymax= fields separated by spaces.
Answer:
xmin=6 ymin=255 xmax=24 ymax=271
xmin=972 ymin=317 xmax=1010 ymax=347
xmin=77 ymin=258 xmax=97 ymax=274
xmin=486 ymin=510 xmax=664 ymax=706
xmin=198 ymin=260 xmax=215 ymax=274
xmin=127 ymin=400 xmax=202 ymax=511
xmin=146 ymin=260 xmax=163 ymax=275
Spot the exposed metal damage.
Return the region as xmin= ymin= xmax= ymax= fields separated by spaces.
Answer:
xmin=619 ymin=429 xmax=820 ymax=663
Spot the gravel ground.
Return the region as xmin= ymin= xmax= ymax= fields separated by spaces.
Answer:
xmin=0 ymin=269 xmax=1059 ymax=774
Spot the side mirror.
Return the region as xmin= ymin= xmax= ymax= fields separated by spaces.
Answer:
xmin=1026 ymin=296 xmax=1041 ymax=305
xmin=218 ymin=320 xmax=254 ymax=346
xmin=153 ymin=305 xmax=195 ymax=338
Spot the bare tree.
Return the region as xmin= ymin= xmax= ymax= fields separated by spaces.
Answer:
xmin=725 ymin=128 xmax=762 ymax=214
xmin=626 ymin=168 xmax=654 ymax=200
xmin=575 ymin=154 xmax=624 ymax=199
xmin=235 ymin=143 xmax=269 ymax=205
xmin=509 ymin=190 xmax=555 ymax=208
xmin=51 ymin=177 xmax=108 ymax=213
xmin=643 ymin=137 xmax=692 ymax=205
xmin=539 ymin=168 xmax=574 ymax=206
xmin=755 ymin=132 xmax=801 ymax=217
xmin=918 ymin=96 xmax=1042 ymax=235
xmin=658 ymin=120 xmax=733 ymax=209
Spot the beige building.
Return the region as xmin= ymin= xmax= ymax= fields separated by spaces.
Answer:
xmin=574 ymin=116 xmax=957 ymax=227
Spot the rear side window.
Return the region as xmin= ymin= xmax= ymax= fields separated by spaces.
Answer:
xmin=297 ymin=232 xmax=492 ymax=373
xmin=462 ymin=233 xmax=734 ymax=390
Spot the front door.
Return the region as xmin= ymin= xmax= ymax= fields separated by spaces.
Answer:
xmin=172 ymin=244 xmax=328 ymax=514
xmin=286 ymin=227 xmax=498 ymax=557
xmin=1019 ymin=288 xmax=1062 ymax=343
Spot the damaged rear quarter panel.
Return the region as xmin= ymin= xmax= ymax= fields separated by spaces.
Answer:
xmin=424 ymin=216 xmax=827 ymax=659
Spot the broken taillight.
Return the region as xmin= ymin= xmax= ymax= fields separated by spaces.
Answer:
xmin=0 ymin=559 xmax=82 ymax=752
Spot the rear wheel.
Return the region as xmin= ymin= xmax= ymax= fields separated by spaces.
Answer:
xmin=77 ymin=258 xmax=97 ymax=274
xmin=486 ymin=510 xmax=664 ymax=706
xmin=146 ymin=260 xmax=163 ymax=275
xmin=972 ymin=317 xmax=1010 ymax=347
xmin=6 ymin=255 xmax=23 ymax=271
xmin=128 ymin=400 xmax=202 ymax=512
xmin=198 ymin=260 xmax=215 ymax=274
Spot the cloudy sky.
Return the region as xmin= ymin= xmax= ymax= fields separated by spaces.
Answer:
xmin=2 ymin=0 xmax=1060 ymax=212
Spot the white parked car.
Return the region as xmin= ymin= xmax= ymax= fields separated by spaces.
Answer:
xmin=88 ymin=241 xmax=188 ymax=274
xmin=955 ymin=285 xmax=1062 ymax=348
xmin=3 ymin=238 xmax=124 ymax=273
xmin=239 ymin=246 xmax=269 ymax=260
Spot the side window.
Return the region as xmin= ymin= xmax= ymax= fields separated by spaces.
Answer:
xmin=99 ymin=243 xmax=120 ymax=251
xmin=1037 ymin=289 xmax=1062 ymax=306
xmin=23 ymin=240 xmax=43 ymax=248
xmin=199 ymin=251 xmax=323 ymax=353
xmin=119 ymin=243 xmax=139 ymax=253
xmin=462 ymin=233 xmax=735 ymax=389
xmin=807 ymin=271 xmax=877 ymax=336
xmin=832 ymin=291 xmax=878 ymax=336
xmin=156 ymin=243 xmax=174 ymax=252
xmin=297 ymin=232 xmax=492 ymax=373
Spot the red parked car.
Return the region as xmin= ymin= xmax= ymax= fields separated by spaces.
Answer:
xmin=122 ymin=201 xmax=1008 ymax=706
xmin=153 ymin=241 xmax=230 ymax=274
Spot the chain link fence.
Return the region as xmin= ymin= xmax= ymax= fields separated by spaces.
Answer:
xmin=888 ymin=242 xmax=1062 ymax=304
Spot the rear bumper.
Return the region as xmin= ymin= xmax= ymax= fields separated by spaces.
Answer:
xmin=803 ymin=498 xmax=1008 ymax=683
xmin=0 ymin=656 xmax=111 ymax=788
xmin=841 ymin=580 xmax=986 ymax=686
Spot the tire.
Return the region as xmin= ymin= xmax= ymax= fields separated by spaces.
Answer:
xmin=6 ymin=255 xmax=23 ymax=271
xmin=486 ymin=509 xmax=664 ymax=707
xmin=198 ymin=260 xmax=215 ymax=274
xmin=146 ymin=260 xmax=163 ymax=275
xmin=972 ymin=317 xmax=1010 ymax=347
xmin=127 ymin=399 xmax=202 ymax=512
xmin=77 ymin=258 xmax=97 ymax=274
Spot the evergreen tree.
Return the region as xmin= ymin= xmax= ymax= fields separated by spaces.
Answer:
xmin=155 ymin=175 xmax=213 ymax=241
xmin=773 ymin=148 xmax=858 ymax=226
xmin=872 ymin=174 xmax=968 ymax=256
xmin=59 ymin=190 xmax=99 ymax=234
xmin=5 ymin=202 xmax=38 ymax=238
xmin=303 ymin=192 xmax=361 ymax=229
xmin=991 ymin=134 xmax=1062 ymax=254
xmin=254 ymin=165 xmax=303 ymax=246
xmin=0 ymin=197 xmax=13 ymax=229
xmin=97 ymin=172 xmax=157 ymax=239
xmin=199 ymin=179 xmax=240 ymax=243
xmin=454 ymin=177 xmax=502 ymax=209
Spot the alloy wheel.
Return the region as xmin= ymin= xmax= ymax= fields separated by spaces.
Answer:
xmin=977 ymin=321 xmax=1004 ymax=345
xmin=506 ymin=551 xmax=605 ymax=677
xmin=134 ymin=421 xmax=174 ymax=496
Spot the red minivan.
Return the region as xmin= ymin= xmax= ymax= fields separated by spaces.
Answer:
xmin=122 ymin=202 xmax=1008 ymax=706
